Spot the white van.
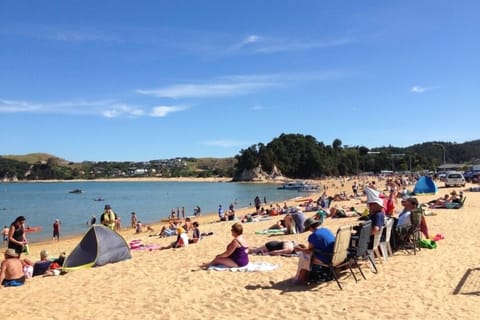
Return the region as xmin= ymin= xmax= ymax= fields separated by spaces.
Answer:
xmin=445 ymin=171 xmax=465 ymax=187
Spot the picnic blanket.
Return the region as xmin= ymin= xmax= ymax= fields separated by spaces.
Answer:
xmin=207 ymin=262 xmax=279 ymax=272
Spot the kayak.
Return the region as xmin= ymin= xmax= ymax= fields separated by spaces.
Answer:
xmin=24 ymin=226 xmax=43 ymax=233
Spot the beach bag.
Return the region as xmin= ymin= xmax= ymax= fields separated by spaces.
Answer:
xmin=419 ymin=239 xmax=437 ymax=249
xmin=294 ymin=252 xmax=311 ymax=284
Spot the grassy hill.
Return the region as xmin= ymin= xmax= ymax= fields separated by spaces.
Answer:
xmin=3 ymin=153 xmax=69 ymax=165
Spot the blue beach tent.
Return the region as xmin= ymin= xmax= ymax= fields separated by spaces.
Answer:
xmin=413 ymin=176 xmax=438 ymax=195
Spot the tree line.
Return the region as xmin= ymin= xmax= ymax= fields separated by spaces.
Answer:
xmin=233 ymin=133 xmax=480 ymax=179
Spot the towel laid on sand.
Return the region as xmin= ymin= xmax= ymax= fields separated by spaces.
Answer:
xmin=255 ymin=228 xmax=286 ymax=235
xmin=207 ymin=262 xmax=279 ymax=272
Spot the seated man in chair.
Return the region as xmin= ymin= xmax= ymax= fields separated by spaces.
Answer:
xmin=295 ymin=217 xmax=336 ymax=283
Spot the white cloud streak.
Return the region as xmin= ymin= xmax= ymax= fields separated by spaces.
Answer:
xmin=410 ymin=85 xmax=435 ymax=93
xmin=254 ymin=38 xmax=352 ymax=54
xmin=150 ymin=105 xmax=187 ymax=117
xmin=0 ymin=98 xmax=185 ymax=118
xmin=137 ymin=71 xmax=345 ymax=99
xmin=137 ymin=75 xmax=283 ymax=99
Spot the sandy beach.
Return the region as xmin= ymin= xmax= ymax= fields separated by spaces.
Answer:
xmin=2 ymin=178 xmax=480 ymax=320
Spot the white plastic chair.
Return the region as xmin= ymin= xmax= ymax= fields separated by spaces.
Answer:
xmin=367 ymin=225 xmax=384 ymax=265
xmin=379 ymin=218 xmax=394 ymax=260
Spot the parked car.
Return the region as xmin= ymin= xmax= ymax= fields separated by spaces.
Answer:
xmin=464 ymin=171 xmax=475 ymax=182
xmin=472 ymin=173 xmax=480 ymax=184
xmin=445 ymin=171 xmax=466 ymax=187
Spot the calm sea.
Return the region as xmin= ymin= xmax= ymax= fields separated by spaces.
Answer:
xmin=0 ymin=181 xmax=302 ymax=242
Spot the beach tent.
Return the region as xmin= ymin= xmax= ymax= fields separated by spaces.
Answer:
xmin=413 ymin=176 xmax=438 ymax=195
xmin=63 ymin=225 xmax=131 ymax=270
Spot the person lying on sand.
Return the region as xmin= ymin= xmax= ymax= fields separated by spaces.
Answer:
xmin=249 ymin=240 xmax=305 ymax=256
xmin=328 ymin=206 xmax=361 ymax=218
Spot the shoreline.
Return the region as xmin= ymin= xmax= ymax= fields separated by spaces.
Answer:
xmin=1 ymin=176 xmax=308 ymax=184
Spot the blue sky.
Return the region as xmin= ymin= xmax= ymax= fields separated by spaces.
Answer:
xmin=1 ymin=1 xmax=479 ymax=162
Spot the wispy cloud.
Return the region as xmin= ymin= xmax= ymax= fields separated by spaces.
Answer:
xmin=0 ymin=98 xmax=185 ymax=118
xmin=225 ymin=34 xmax=262 ymax=53
xmin=137 ymin=75 xmax=283 ymax=99
xmin=101 ymin=104 xmax=145 ymax=118
xmin=224 ymin=34 xmax=352 ymax=55
xmin=138 ymin=71 xmax=345 ymax=99
xmin=410 ymin=85 xmax=435 ymax=93
xmin=150 ymin=105 xmax=187 ymax=117
xmin=0 ymin=99 xmax=43 ymax=112
xmin=202 ymin=140 xmax=250 ymax=148
xmin=254 ymin=37 xmax=352 ymax=54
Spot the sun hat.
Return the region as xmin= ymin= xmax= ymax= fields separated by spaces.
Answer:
xmin=365 ymin=187 xmax=385 ymax=208
xmin=304 ymin=217 xmax=322 ymax=229
xmin=4 ymin=248 xmax=18 ymax=257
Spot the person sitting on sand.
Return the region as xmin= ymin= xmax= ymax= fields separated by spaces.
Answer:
xmin=135 ymin=221 xmax=143 ymax=233
xmin=183 ymin=217 xmax=193 ymax=233
xmin=32 ymin=249 xmax=52 ymax=277
xmin=1 ymin=248 xmax=26 ymax=287
xmin=249 ymin=240 xmax=305 ymax=256
xmin=189 ymin=221 xmax=201 ymax=244
xmin=159 ymin=220 xmax=180 ymax=237
xmin=158 ymin=227 xmax=189 ymax=250
xmin=201 ymin=223 xmax=249 ymax=269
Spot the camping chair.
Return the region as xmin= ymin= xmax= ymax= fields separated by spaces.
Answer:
xmin=396 ymin=208 xmax=423 ymax=255
xmin=348 ymin=220 xmax=377 ymax=279
xmin=311 ymin=225 xmax=356 ymax=290
xmin=367 ymin=225 xmax=384 ymax=265
xmin=379 ymin=218 xmax=394 ymax=260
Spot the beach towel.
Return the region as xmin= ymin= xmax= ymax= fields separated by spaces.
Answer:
xmin=207 ymin=262 xmax=279 ymax=272
xmin=255 ymin=228 xmax=286 ymax=235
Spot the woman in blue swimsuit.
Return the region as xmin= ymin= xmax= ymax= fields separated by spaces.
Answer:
xmin=201 ymin=223 xmax=249 ymax=269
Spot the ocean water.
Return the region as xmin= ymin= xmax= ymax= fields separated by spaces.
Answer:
xmin=0 ymin=181 xmax=302 ymax=242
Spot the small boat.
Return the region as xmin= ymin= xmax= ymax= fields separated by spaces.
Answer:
xmin=69 ymin=189 xmax=84 ymax=194
xmin=93 ymin=198 xmax=105 ymax=201
xmin=297 ymin=185 xmax=319 ymax=192
xmin=278 ymin=181 xmax=318 ymax=190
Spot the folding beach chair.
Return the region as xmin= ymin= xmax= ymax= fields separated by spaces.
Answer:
xmin=311 ymin=225 xmax=356 ymax=290
xmin=348 ymin=220 xmax=377 ymax=278
xmin=396 ymin=208 xmax=423 ymax=255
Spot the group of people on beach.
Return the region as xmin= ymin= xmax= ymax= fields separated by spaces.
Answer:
xmin=1 ymin=215 xmax=67 ymax=287
xmin=196 ymin=178 xmax=446 ymax=286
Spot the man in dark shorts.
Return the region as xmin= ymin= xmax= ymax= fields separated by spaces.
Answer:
xmin=53 ymin=219 xmax=60 ymax=241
